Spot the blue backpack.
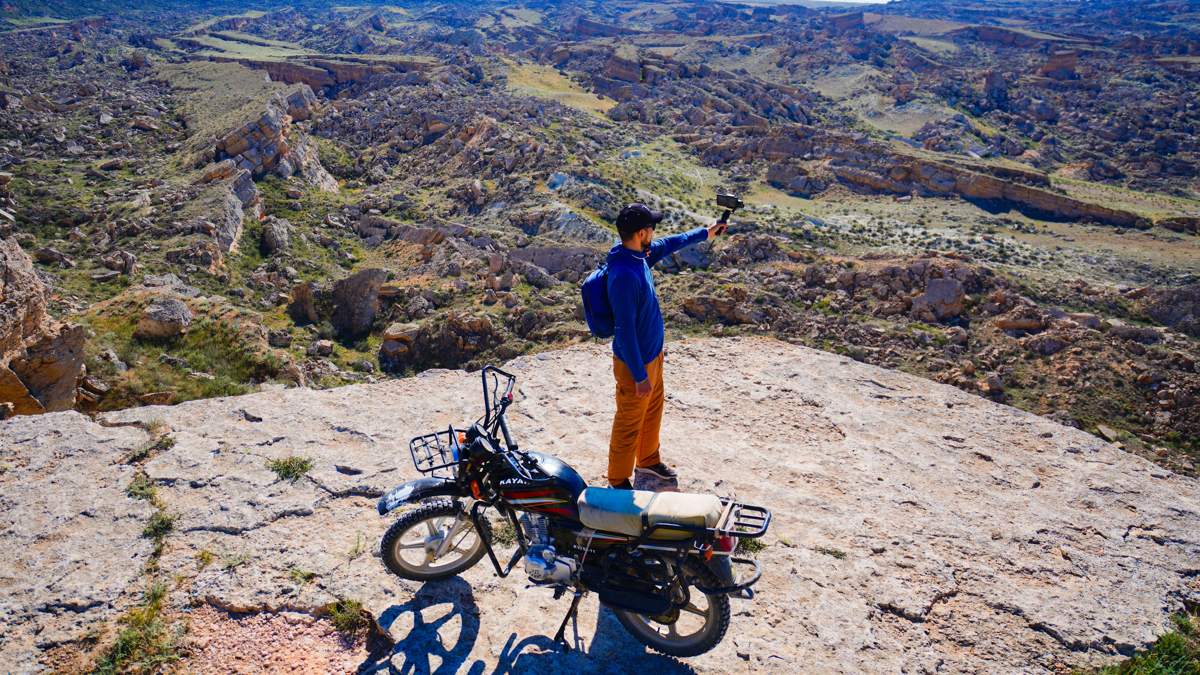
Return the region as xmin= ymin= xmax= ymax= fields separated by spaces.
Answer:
xmin=581 ymin=263 xmax=614 ymax=339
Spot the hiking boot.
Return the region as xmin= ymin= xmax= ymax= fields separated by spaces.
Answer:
xmin=634 ymin=467 xmax=679 ymax=493
xmin=609 ymin=479 xmax=633 ymax=490
xmin=638 ymin=463 xmax=678 ymax=481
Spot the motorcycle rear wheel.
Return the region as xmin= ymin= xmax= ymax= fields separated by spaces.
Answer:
xmin=610 ymin=561 xmax=731 ymax=657
xmin=380 ymin=498 xmax=491 ymax=581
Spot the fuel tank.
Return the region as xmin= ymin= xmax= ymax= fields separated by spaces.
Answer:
xmin=499 ymin=451 xmax=586 ymax=520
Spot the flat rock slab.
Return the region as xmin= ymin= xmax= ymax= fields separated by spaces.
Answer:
xmin=2 ymin=337 xmax=1198 ymax=672
xmin=0 ymin=413 xmax=153 ymax=672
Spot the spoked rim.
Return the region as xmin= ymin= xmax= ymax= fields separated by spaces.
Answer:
xmin=624 ymin=590 xmax=719 ymax=650
xmin=389 ymin=514 xmax=483 ymax=576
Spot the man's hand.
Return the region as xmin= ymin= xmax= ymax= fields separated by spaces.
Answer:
xmin=707 ymin=221 xmax=729 ymax=239
xmin=635 ymin=378 xmax=652 ymax=398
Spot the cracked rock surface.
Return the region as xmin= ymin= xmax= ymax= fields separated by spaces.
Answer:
xmin=1 ymin=337 xmax=1198 ymax=672
xmin=0 ymin=413 xmax=153 ymax=671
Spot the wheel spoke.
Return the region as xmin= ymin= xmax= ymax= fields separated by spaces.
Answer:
xmin=396 ymin=542 xmax=425 ymax=550
xmin=682 ymin=602 xmax=706 ymax=617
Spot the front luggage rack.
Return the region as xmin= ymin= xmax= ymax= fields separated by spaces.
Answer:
xmin=409 ymin=426 xmax=464 ymax=479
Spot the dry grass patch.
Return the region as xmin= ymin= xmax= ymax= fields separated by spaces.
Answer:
xmin=507 ymin=62 xmax=615 ymax=117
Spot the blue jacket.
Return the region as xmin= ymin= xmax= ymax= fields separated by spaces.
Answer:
xmin=606 ymin=226 xmax=709 ymax=382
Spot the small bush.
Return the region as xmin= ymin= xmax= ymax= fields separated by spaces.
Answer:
xmin=289 ymin=567 xmax=316 ymax=585
xmin=490 ymin=520 xmax=516 ymax=547
xmin=126 ymin=473 xmax=156 ymax=502
xmin=142 ymin=512 xmax=175 ymax=540
xmin=736 ymin=537 xmax=767 ymax=556
xmin=1098 ymin=612 xmax=1199 ymax=675
xmin=195 ymin=550 xmax=215 ymax=570
xmin=221 ymin=553 xmax=250 ymax=571
xmin=815 ymin=545 xmax=847 ymax=560
xmin=93 ymin=580 xmax=181 ymax=674
xmin=124 ymin=435 xmax=175 ymax=464
xmin=326 ymin=599 xmax=366 ymax=635
xmin=267 ymin=456 xmax=313 ymax=483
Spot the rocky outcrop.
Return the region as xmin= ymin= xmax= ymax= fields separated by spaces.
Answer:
xmin=2 ymin=338 xmax=1196 ymax=672
xmin=260 ymin=216 xmax=291 ymax=256
xmin=834 ymin=157 xmax=1150 ymax=228
xmin=214 ymin=87 xmax=336 ymax=193
xmin=330 ymin=268 xmax=388 ymax=340
xmin=1139 ymin=284 xmax=1200 ymax=338
xmin=0 ymin=236 xmax=85 ymax=416
xmin=133 ymin=297 xmax=194 ymax=341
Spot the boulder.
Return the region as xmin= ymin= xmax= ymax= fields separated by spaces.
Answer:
xmin=261 ymin=216 xmax=291 ymax=256
xmin=1 ymin=237 xmax=86 ymax=415
xmin=330 ymin=268 xmax=388 ymax=340
xmin=378 ymin=322 xmax=421 ymax=371
xmin=134 ymin=297 xmax=194 ymax=341
xmin=1109 ymin=324 xmax=1161 ymax=345
xmin=288 ymin=282 xmax=319 ymax=325
xmin=910 ymin=278 xmax=965 ymax=322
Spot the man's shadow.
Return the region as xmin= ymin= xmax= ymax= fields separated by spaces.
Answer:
xmin=358 ymin=577 xmax=481 ymax=675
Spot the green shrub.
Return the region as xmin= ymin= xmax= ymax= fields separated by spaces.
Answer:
xmin=267 ymin=456 xmax=313 ymax=482
xmin=1097 ymin=613 xmax=1199 ymax=675
xmin=142 ymin=512 xmax=175 ymax=540
xmin=326 ymin=599 xmax=366 ymax=635
xmin=126 ymin=473 xmax=156 ymax=502
xmin=93 ymin=580 xmax=181 ymax=674
xmin=736 ymin=537 xmax=767 ymax=556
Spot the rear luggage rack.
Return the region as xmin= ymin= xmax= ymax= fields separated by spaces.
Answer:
xmin=636 ymin=499 xmax=772 ymax=542
xmin=409 ymin=426 xmax=465 ymax=479
xmin=715 ymin=500 xmax=770 ymax=538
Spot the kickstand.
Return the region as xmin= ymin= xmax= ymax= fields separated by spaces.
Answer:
xmin=552 ymin=590 xmax=584 ymax=652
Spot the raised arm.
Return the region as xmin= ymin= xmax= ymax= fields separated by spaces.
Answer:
xmin=607 ymin=269 xmax=647 ymax=383
xmin=647 ymin=226 xmax=709 ymax=267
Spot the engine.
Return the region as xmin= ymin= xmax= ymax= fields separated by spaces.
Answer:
xmin=519 ymin=513 xmax=577 ymax=584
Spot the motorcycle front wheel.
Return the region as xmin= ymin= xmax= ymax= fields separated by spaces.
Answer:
xmin=610 ymin=560 xmax=731 ymax=657
xmin=380 ymin=498 xmax=491 ymax=581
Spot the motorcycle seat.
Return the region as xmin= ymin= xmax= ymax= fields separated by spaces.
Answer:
xmin=576 ymin=487 xmax=723 ymax=540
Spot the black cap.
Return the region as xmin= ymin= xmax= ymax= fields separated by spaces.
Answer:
xmin=615 ymin=203 xmax=663 ymax=240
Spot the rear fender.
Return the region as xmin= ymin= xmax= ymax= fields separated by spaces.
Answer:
xmin=377 ymin=477 xmax=460 ymax=515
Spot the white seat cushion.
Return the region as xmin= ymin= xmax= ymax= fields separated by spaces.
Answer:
xmin=577 ymin=488 xmax=723 ymax=540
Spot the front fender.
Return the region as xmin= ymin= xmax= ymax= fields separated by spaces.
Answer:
xmin=376 ymin=477 xmax=460 ymax=515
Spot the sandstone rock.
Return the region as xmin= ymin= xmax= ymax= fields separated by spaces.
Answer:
xmin=1 ymin=237 xmax=86 ymax=415
xmin=261 ymin=216 xmax=291 ymax=256
xmin=101 ymin=249 xmax=137 ymax=275
xmin=309 ymin=339 xmax=334 ymax=357
xmin=166 ymin=239 xmax=222 ymax=273
xmin=139 ymin=391 xmax=175 ymax=405
xmin=1139 ymin=284 xmax=1200 ymax=338
xmin=6 ymin=338 xmax=1192 ymax=673
xmin=910 ymin=278 xmax=965 ymax=322
xmin=0 ymin=414 xmax=154 ymax=668
xmin=134 ymin=297 xmax=194 ymax=341
xmin=1024 ymin=333 xmax=1068 ymax=356
xmin=330 ymin=268 xmax=388 ymax=340
xmin=378 ymin=322 xmax=421 ymax=371
xmin=288 ymin=282 xmax=319 ymax=326
xmin=1109 ymin=324 xmax=1161 ymax=344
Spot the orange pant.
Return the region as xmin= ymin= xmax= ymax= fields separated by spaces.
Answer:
xmin=608 ymin=353 xmax=664 ymax=485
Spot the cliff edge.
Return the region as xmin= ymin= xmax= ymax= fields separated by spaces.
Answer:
xmin=1 ymin=337 xmax=1197 ymax=672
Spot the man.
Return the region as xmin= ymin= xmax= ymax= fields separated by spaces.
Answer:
xmin=606 ymin=203 xmax=727 ymax=490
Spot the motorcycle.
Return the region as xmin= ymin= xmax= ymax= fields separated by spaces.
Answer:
xmin=376 ymin=366 xmax=770 ymax=657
